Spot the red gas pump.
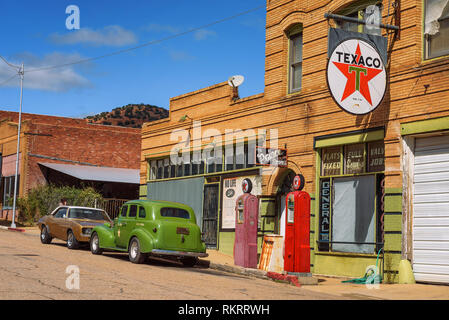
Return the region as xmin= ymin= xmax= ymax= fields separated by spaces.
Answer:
xmin=284 ymin=174 xmax=311 ymax=274
xmin=234 ymin=178 xmax=259 ymax=268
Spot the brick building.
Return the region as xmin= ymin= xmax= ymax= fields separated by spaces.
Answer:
xmin=141 ymin=0 xmax=449 ymax=283
xmin=0 ymin=111 xmax=141 ymax=220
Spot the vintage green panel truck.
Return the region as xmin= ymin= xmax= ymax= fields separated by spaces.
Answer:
xmin=90 ymin=200 xmax=208 ymax=266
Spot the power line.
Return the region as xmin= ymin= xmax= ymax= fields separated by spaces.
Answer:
xmin=26 ymin=5 xmax=265 ymax=74
xmin=0 ymin=73 xmax=18 ymax=87
xmin=0 ymin=55 xmax=21 ymax=70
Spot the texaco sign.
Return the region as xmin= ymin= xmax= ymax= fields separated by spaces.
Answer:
xmin=327 ymin=38 xmax=387 ymax=115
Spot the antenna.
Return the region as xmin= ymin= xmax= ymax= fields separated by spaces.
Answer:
xmin=228 ymin=75 xmax=245 ymax=88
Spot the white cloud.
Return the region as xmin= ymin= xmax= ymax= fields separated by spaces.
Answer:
xmin=193 ymin=29 xmax=216 ymax=41
xmin=49 ymin=25 xmax=138 ymax=47
xmin=145 ymin=23 xmax=180 ymax=34
xmin=0 ymin=52 xmax=92 ymax=92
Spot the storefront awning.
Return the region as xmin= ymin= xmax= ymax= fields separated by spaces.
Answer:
xmin=39 ymin=162 xmax=140 ymax=184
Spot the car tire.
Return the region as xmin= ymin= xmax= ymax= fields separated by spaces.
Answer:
xmin=67 ymin=230 xmax=79 ymax=250
xmin=181 ymin=257 xmax=198 ymax=267
xmin=40 ymin=225 xmax=52 ymax=244
xmin=128 ymin=237 xmax=147 ymax=264
xmin=90 ymin=232 xmax=103 ymax=255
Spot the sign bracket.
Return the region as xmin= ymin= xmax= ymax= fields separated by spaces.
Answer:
xmin=324 ymin=12 xmax=400 ymax=38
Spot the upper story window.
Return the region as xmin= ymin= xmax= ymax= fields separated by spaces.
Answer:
xmin=424 ymin=0 xmax=449 ymax=59
xmin=336 ymin=1 xmax=382 ymax=36
xmin=288 ymin=25 xmax=303 ymax=94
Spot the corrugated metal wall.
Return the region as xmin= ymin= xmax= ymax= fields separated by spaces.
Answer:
xmin=147 ymin=177 xmax=205 ymax=229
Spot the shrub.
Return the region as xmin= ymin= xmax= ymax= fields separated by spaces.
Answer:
xmin=16 ymin=185 xmax=103 ymax=225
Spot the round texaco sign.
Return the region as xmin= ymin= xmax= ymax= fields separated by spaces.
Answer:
xmin=293 ymin=174 xmax=305 ymax=191
xmin=242 ymin=178 xmax=253 ymax=194
xmin=327 ymin=38 xmax=387 ymax=115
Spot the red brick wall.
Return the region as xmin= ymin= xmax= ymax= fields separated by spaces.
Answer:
xmin=0 ymin=111 xmax=141 ymax=194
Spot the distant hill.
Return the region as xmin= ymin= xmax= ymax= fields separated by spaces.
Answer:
xmin=85 ymin=104 xmax=169 ymax=128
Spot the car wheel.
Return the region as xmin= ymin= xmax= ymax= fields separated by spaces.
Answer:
xmin=181 ymin=257 xmax=198 ymax=267
xmin=67 ymin=230 xmax=79 ymax=250
xmin=90 ymin=232 xmax=103 ymax=255
xmin=40 ymin=225 xmax=52 ymax=244
xmin=128 ymin=237 xmax=147 ymax=264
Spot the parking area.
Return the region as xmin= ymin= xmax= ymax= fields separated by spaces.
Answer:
xmin=0 ymin=229 xmax=339 ymax=300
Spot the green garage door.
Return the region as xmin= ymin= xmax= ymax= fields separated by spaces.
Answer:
xmin=147 ymin=177 xmax=205 ymax=230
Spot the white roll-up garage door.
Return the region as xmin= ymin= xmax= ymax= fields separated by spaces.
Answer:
xmin=413 ymin=135 xmax=449 ymax=284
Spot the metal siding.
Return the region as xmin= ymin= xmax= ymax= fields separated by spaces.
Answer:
xmin=413 ymin=135 xmax=449 ymax=284
xmin=147 ymin=177 xmax=205 ymax=230
xmin=39 ymin=162 xmax=140 ymax=184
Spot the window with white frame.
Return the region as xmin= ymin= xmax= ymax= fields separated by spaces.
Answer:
xmin=424 ymin=0 xmax=449 ymax=59
xmin=336 ymin=1 xmax=382 ymax=36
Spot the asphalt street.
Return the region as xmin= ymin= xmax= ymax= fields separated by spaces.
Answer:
xmin=0 ymin=229 xmax=341 ymax=300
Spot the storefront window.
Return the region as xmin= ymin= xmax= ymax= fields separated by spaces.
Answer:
xmin=344 ymin=143 xmax=365 ymax=174
xmin=148 ymin=141 xmax=263 ymax=181
xmin=156 ymin=160 xmax=163 ymax=179
xmin=318 ymin=141 xmax=385 ymax=254
xmin=2 ymin=176 xmax=19 ymax=209
xmin=235 ymin=143 xmax=245 ymax=170
xmin=163 ymin=158 xmax=170 ymax=179
xmin=321 ymin=146 xmax=342 ymax=176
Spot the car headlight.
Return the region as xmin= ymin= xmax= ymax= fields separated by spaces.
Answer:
xmin=82 ymin=228 xmax=92 ymax=236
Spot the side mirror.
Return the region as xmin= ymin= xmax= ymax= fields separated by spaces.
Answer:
xmin=104 ymin=222 xmax=111 ymax=228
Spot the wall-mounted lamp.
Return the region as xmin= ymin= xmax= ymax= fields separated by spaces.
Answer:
xmin=179 ymin=114 xmax=193 ymax=123
xmin=178 ymin=115 xmax=193 ymax=147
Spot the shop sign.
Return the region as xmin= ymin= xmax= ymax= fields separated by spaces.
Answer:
xmin=368 ymin=141 xmax=385 ymax=172
xmin=221 ymin=176 xmax=261 ymax=230
xmin=344 ymin=143 xmax=366 ymax=174
xmin=327 ymin=37 xmax=387 ymax=115
xmin=321 ymin=147 xmax=341 ymax=176
xmin=319 ymin=179 xmax=330 ymax=251
xmin=255 ymin=147 xmax=287 ymax=168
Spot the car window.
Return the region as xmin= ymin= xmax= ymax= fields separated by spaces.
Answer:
xmin=120 ymin=205 xmax=128 ymax=217
xmin=128 ymin=205 xmax=137 ymax=218
xmin=54 ymin=208 xmax=68 ymax=218
xmin=69 ymin=208 xmax=108 ymax=221
xmin=138 ymin=206 xmax=146 ymax=219
xmin=160 ymin=207 xmax=190 ymax=219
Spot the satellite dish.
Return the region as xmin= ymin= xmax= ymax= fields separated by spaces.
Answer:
xmin=228 ymin=75 xmax=245 ymax=88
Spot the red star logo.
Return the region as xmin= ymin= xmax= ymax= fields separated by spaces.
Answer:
xmin=333 ymin=43 xmax=383 ymax=106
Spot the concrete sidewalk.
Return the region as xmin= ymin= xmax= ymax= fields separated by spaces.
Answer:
xmin=11 ymin=226 xmax=449 ymax=299
xmin=199 ymin=249 xmax=449 ymax=300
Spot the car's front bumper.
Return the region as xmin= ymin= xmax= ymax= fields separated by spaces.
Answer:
xmin=151 ymin=249 xmax=208 ymax=258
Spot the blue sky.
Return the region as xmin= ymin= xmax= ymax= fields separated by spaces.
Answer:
xmin=0 ymin=0 xmax=266 ymax=118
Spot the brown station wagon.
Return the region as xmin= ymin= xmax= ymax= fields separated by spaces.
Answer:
xmin=38 ymin=206 xmax=111 ymax=249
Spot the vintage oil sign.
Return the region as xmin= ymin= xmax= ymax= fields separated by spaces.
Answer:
xmin=327 ymin=38 xmax=387 ymax=115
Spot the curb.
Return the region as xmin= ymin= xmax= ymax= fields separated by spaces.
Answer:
xmin=198 ymin=259 xmax=319 ymax=286
xmin=0 ymin=226 xmax=26 ymax=232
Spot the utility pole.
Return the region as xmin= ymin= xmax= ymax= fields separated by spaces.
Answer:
xmin=10 ymin=63 xmax=24 ymax=229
